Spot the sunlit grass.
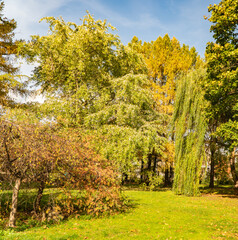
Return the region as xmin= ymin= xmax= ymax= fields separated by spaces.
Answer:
xmin=1 ymin=188 xmax=238 ymax=240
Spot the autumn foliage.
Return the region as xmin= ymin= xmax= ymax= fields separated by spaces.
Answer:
xmin=0 ymin=0 xmax=237 ymax=230
xmin=0 ymin=120 xmax=124 ymax=227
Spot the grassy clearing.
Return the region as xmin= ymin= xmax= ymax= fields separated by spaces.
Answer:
xmin=1 ymin=189 xmax=238 ymax=240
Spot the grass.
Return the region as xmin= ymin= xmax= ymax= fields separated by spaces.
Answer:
xmin=1 ymin=188 xmax=238 ymax=240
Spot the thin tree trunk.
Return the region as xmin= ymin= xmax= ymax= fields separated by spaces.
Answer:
xmin=146 ymin=154 xmax=152 ymax=186
xmin=153 ymin=155 xmax=157 ymax=173
xmin=209 ymin=155 xmax=215 ymax=188
xmin=140 ymin=159 xmax=144 ymax=183
xmin=164 ymin=165 xmax=174 ymax=186
xmin=33 ymin=181 xmax=45 ymax=213
xmin=164 ymin=167 xmax=169 ymax=186
xmin=230 ymin=149 xmax=238 ymax=188
xmin=121 ymin=172 xmax=128 ymax=185
xmin=169 ymin=165 xmax=174 ymax=183
xmin=147 ymin=154 xmax=152 ymax=171
xmin=8 ymin=178 xmax=21 ymax=227
xmin=209 ymin=140 xmax=216 ymax=188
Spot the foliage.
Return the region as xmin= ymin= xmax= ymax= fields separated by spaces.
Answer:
xmin=129 ymin=34 xmax=203 ymax=115
xmin=215 ymin=150 xmax=233 ymax=185
xmin=0 ymin=118 xmax=125 ymax=227
xmin=84 ymin=74 xmax=166 ymax=174
xmin=20 ymin=13 xmax=145 ymax=127
xmin=172 ymin=68 xmax=208 ymax=196
xmin=0 ymin=1 xmax=27 ymax=108
xmin=207 ymin=0 xmax=238 ymax=46
xmin=0 ymin=1 xmax=17 ymax=74
xmin=19 ymin=14 xmax=164 ymax=183
xmin=216 ymin=118 xmax=238 ymax=151
xmin=205 ymin=0 xmax=238 ymax=149
xmin=129 ymin=35 xmax=204 ymax=184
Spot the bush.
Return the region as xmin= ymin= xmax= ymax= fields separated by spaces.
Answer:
xmin=0 ymin=122 xmax=126 ymax=228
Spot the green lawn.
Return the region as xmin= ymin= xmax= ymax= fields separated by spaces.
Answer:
xmin=2 ymin=189 xmax=238 ymax=240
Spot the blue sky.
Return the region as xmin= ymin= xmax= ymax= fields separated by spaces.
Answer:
xmin=4 ymin=0 xmax=219 ymax=77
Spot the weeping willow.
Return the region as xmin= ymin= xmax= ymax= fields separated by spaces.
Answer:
xmin=172 ymin=68 xmax=207 ymax=196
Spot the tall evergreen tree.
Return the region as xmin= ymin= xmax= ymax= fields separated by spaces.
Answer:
xmin=0 ymin=1 xmax=26 ymax=108
xmin=0 ymin=1 xmax=17 ymax=74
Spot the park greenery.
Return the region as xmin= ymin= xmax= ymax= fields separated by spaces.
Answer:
xmin=0 ymin=0 xmax=237 ymax=235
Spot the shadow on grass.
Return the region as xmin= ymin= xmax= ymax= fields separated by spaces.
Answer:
xmin=200 ymin=185 xmax=238 ymax=199
xmin=122 ymin=183 xmax=238 ymax=199
xmin=0 ymin=188 xmax=136 ymax=232
xmin=0 ymin=189 xmax=63 ymax=214
xmin=0 ymin=189 xmax=66 ymax=231
xmin=121 ymin=183 xmax=172 ymax=192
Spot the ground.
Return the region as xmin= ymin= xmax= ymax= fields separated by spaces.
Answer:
xmin=2 ymin=188 xmax=238 ymax=240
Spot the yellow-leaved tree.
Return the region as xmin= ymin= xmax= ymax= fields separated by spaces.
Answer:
xmin=129 ymin=34 xmax=204 ymax=185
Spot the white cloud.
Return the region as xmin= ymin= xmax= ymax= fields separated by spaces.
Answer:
xmin=4 ymin=0 xmax=71 ymax=40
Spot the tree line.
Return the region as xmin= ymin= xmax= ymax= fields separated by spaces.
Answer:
xmin=0 ymin=0 xmax=237 ymax=227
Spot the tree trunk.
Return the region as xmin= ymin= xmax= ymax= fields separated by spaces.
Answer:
xmin=121 ymin=172 xmax=128 ymax=185
xmin=8 ymin=178 xmax=21 ymax=227
xmin=140 ymin=159 xmax=144 ymax=183
xmin=169 ymin=165 xmax=174 ymax=183
xmin=209 ymin=139 xmax=216 ymax=188
xmin=147 ymin=154 xmax=152 ymax=171
xmin=153 ymin=155 xmax=157 ymax=173
xmin=164 ymin=163 xmax=173 ymax=187
xmin=146 ymin=154 xmax=152 ymax=186
xmin=164 ymin=167 xmax=169 ymax=187
xmin=209 ymin=154 xmax=215 ymax=188
xmin=33 ymin=181 xmax=45 ymax=213
xmin=230 ymin=149 xmax=238 ymax=188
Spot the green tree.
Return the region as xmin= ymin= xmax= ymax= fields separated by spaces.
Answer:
xmin=85 ymin=74 xmax=166 ymax=181
xmin=205 ymin=0 xmax=238 ymax=187
xmin=0 ymin=1 xmax=17 ymax=74
xmin=20 ymin=13 xmax=145 ymax=126
xmin=20 ymin=14 xmax=160 ymax=182
xmin=172 ymin=68 xmax=207 ymax=196
xmin=205 ymin=0 xmax=237 ymax=142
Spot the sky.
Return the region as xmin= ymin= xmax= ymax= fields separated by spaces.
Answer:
xmin=4 ymin=0 xmax=219 ymax=80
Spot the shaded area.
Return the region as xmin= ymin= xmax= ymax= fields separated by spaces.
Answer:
xmin=200 ymin=185 xmax=238 ymax=199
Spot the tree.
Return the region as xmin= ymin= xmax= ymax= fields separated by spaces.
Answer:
xmin=84 ymin=74 xmax=166 ymax=181
xmin=130 ymin=34 xmax=202 ymax=115
xmin=20 ymin=14 xmax=161 ymax=184
xmin=20 ymin=13 xmax=145 ymax=127
xmin=172 ymin=68 xmax=207 ymax=196
xmin=0 ymin=116 xmax=123 ymax=227
xmin=0 ymin=119 xmax=61 ymax=227
xmin=205 ymin=0 xmax=238 ymax=187
xmin=205 ymin=0 xmax=238 ymax=139
xmin=0 ymin=1 xmax=17 ymax=74
xmin=0 ymin=1 xmax=26 ymax=108
xmin=129 ymin=35 xmax=203 ymax=185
